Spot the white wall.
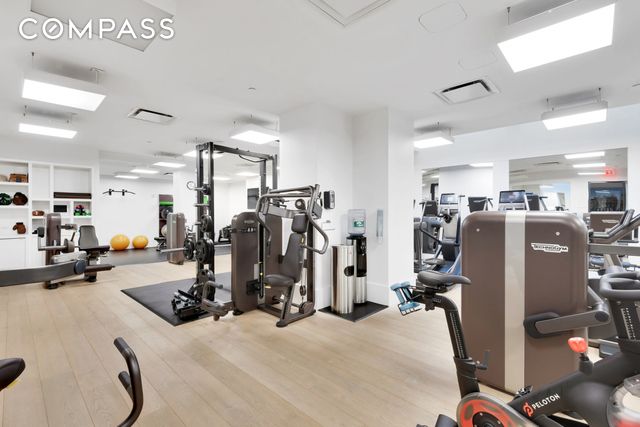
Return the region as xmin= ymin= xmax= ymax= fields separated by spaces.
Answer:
xmin=96 ymin=177 xmax=172 ymax=246
xmin=172 ymin=170 xmax=197 ymax=226
xmin=438 ymin=167 xmax=493 ymax=216
xmin=280 ymin=103 xmax=354 ymax=309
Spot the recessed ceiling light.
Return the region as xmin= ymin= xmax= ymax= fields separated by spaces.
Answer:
xmin=470 ymin=163 xmax=494 ymax=168
xmin=131 ymin=168 xmax=159 ymax=175
xmin=22 ymin=70 xmax=106 ymax=111
xmin=229 ymin=124 xmax=279 ymax=145
xmin=19 ymin=122 xmax=77 ymax=139
xmin=183 ymin=150 xmax=224 ymax=159
xmin=573 ymin=163 xmax=606 ymax=169
xmin=540 ymin=184 xmax=554 ymax=189
xmin=498 ymin=3 xmax=616 ymax=72
xmin=578 ymin=171 xmax=606 ymax=176
xmin=431 ymin=175 xmax=440 ymax=179
xmin=414 ymin=130 xmax=454 ymax=149
xmin=154 ymin=161 xmax=186 ymax=168
xmin=564 ymin=151 xmax=605 ymax=160
xmin=542 ymin=101 xmax=608 ymax=130
xmin=115 ymin=174 xmax=139 ymax=180
xmin=213 ymin=176 xmax=231 ymax=181
xmin=236 ymin=171 xmax=259 ymax=177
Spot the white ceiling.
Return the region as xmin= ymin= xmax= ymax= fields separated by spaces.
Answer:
xmin=1 ymin=0 xmax=639 ymax=166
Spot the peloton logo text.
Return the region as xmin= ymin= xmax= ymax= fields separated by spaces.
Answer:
xmin=523 ymin=393 xmax=561 ymax=417
xmin=530 ymin=243 xmax=569 ymax=254
xmin=18 ymin=17 xmax=175 ymax=41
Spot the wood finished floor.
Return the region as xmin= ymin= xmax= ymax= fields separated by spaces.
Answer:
xmin=0 ymin=258 xmax=507 ymax=427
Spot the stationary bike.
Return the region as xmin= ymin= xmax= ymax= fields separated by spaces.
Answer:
xmin=392 ymin=270 xmax=640 ymax=427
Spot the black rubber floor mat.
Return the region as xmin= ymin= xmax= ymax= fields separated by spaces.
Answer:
xmin=319 ymin=301 xmax=387 ymax=322
xmin=122 ymin=273 xmax=231 ymax=326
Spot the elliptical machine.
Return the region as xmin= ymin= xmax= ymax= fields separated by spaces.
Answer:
xmin=392 ymin=270 xmax=640 ymax=427
xmin=414 ymin=193 xmax=465 ymax=277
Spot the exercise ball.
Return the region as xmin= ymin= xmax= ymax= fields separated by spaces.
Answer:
xmin=132 ymin=235 xmax=149 ymax=250
xmin=110 ymin=234 xmax=130 ymax=251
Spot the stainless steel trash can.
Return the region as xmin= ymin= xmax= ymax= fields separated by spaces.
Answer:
xmin=331 ymin=245 xmax=354 ymax=314
xmin=347 ymin=236 xmax=367 ymax=304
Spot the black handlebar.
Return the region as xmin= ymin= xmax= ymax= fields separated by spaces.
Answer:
xmin=600 ymin=271 xmax=640 ymax=301
xmin=114 ymin=337 xmax=144 ymax=427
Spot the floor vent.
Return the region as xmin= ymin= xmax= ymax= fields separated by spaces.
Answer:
xmin=435 ymin=78 xmax=499 ymax=104
xmin=128 ymin=108 xmax=174 ymax=124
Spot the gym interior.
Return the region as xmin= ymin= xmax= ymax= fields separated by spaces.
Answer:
xmin=0 ymin=1 xmax=639 ymax=426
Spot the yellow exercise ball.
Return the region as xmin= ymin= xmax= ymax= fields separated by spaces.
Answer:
xmin=110 ymin=234 xmax=130 ymax=251
xmin=132 ymin=235 xmax=149 ymax=250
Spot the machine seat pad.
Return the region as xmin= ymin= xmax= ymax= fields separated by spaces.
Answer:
xmin=264 ymin=274 xmax=294 ymax=288
xmin=81 ymin=244 xmax=111 ymax=253
xmin=417 ymin=270 xmax=471 ymax=287
xmin=424 ymin=258 xmax=445 ymax=266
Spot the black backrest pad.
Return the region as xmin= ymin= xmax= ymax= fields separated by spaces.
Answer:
xmin=78 ymin=225 xmax=100 ymax=249
xmin=291 ymin=214 xmax=309 ymax=233
xmin=280 ymin=234 xmax=305 ymax=282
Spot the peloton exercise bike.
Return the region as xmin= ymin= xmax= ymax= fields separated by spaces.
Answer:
xmin=392 ymin=270 xmax=640 ymax=427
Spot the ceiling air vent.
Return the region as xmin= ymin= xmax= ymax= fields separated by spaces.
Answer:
xmin=435 ymin=79 xmax=499 ymax=104
xmin=128 ymin=108 xmax=174 ymax=124
xmin=307 ymin=0 xmax=392 ymax=26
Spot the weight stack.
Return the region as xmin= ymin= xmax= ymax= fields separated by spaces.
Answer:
xmin=461 ymin=211 xmax=587 ymax=393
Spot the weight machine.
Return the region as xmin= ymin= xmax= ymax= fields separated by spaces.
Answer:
xmin=167 ymin=142 xmax=331 ymax=327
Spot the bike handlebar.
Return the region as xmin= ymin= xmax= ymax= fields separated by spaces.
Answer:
xmin=600 ymin=271 xmax=640 ymax=301
xmin=114 ymin=337 xmax=144 ymax=427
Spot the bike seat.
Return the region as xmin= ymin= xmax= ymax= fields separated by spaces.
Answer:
xmin=417 ymin=270 xmax=471 ymax=288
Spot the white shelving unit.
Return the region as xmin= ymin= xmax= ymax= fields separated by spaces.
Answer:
xmin=0 ymin=158 xmax=95 ymax=269
xmin=0 ymin=160 xmax=30 ymax=269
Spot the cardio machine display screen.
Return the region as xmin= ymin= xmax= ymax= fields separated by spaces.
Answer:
xmin=440 ymin=193 xmax=457 ymax=205
xmin=499 ymin=191 xmax=526 ymax=204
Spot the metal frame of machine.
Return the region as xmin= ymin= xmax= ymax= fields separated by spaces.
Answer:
xmin=170 ymin=141 xmax=278 ymax=319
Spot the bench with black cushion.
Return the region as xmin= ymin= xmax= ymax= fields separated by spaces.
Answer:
xmin=78 ymin=225 xmax=114 ymax=281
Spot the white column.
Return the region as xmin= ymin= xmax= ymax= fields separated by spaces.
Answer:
xmin=353 ymin=108 xmax=414 ymax=305
xmin=387 ymin=110 xmax=415 ymax=293
xmin=628 ymin=145 xmax=640 ymax=211
xmin=279 ymin=104 xmax=354 ymax=309
xmin=353 ymin=109 xmax=390 ymax=304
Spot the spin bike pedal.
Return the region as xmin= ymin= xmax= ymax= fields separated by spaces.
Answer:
xmin=391 ymin=282 xmax=422 ymax=316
